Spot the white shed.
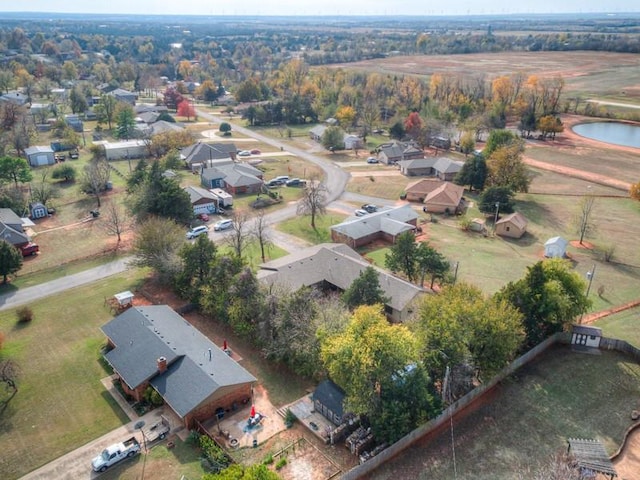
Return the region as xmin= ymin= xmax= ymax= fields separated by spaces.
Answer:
xmin=103 ymin=140 xmax=148 ymax=161
xmin=544 ymin=236 xmax=568 ymax=258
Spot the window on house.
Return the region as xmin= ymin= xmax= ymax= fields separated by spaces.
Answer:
xmin=506 ymin=226 xmax=510 ymax=231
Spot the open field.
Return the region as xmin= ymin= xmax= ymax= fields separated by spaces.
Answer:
xmin=0 ymin=269 xmax=147 ymax=480
xmin=595 ymin=306 xmax=640 ymax=347
xmin=370 ymin=345 xmax=640 ymax=480
xmin=330 ymin=51 xmax=640 ymax=99
xmin=276 ymin=213 xmax=348 ymax=245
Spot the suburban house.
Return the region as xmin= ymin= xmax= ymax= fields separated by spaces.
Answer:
xmin=257 ymin=243 xmax=426 ymax=322
xmin=24 ymin=146 xmax=55 ymax=167
xmin=136 ymin=111 xmax=161 ymax=124
xmin=313 ymin=380 xmax=346 ymax=426
xmin=184 ymin=185 xmax=219 ymax=215
xmin=103 ymin=140 xmax=148 ymax=160
xmin=397 ymin=157 xmax=437 ymax=176
xmin=0 ymin=91 xmax=28 ymax=106
xmin=101 ymin=305 xmax=256 ymax=429
xmin=544 ymin=236 xmax=568 ymax=258
xmin=108 ymin=88 xmax=137 ymax=105
xmin=135 ymin=104 xmax=169 ymax=115
xmin=143 ymin=120 xmax=184 ymax=137
xmin=181 ymin=142 xmax=237 ymax=171
xmin=378 ymin=142 xmax=423 ymax=165
xmin=423 ymin=182 xmax=465 ymax=214
xmin=331 ymin=204 xmax=419 ymax=249
xmin=433 ymin=158 xmax=464 ymax=181
xmin=405 ymin=178 xmax=444 ymax=203
xmin=0 ymin=209 xmax=33 ymax=249
xmin=309 ymin=125 xmax=364 ymax=150
xmin=495 ymin=212 xmax=528 ymax=239
xmin=200 ymin=163 xmax=264 ymax=195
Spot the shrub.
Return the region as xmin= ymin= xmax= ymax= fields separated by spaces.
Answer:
xmin=263 ymin=453 xmax=274 ymax=465
xmin=16 ymin=306 xmax=34 ymax=324
xmin=284 ymin=408 xmax=296 ymax=427
xmin=144 ymin=386 xmax=164 ymax=406
xmin=459 ymin=216 xmax=472 ymax=231
xmin=186 ymin=430 xmax=200 ymax=446
xmin=275 ymin=457 xmax=287 ymax=470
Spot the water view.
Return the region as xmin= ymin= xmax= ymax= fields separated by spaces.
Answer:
xmin=572 ymin=121 xmax=640 ymax=149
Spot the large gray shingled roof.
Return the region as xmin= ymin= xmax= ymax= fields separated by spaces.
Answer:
xmin=101 ymin=306 xmax=256 ymax=418
xmin=257 ymin=243 xmax=425 ymax=314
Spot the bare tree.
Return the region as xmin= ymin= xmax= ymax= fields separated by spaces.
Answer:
xmin=574 ymin=194 xmax=596 ymax=245
xmin=227 ymin=211 xmax=250 ymax=258
xmin=101 ymin=201 xmax=132 ymax=247
xmin=82 ymin=158 xmax=111 ymax=208
xmin=252 ymin=209 xmax=272 ymax=263
xmin=30 ymin=169 xmax=59 ymax=207
xmin=296 ymin=174 xmax=327 ymax=230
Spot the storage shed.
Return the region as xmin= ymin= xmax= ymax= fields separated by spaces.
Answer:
xmin=313 ymin=380 xmax=345 ymax=426
xmin=571 ymin=325 xmax=602 ymax=348
xmin=544 ymin=236 xmax=568 ymax=258
xmin=25 ymin=146 xmax=55 ymax=167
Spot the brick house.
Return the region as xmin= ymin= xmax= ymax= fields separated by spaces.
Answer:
xmin=258 ymin=243 xmax=425 ymax=322
xmin=101 ymin=306 xmax=256 ymax=429
xmin=330 ymin=204 xmax=419 ymax=249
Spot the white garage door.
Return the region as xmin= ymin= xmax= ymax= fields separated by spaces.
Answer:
xmin=36 ymin=154 xmax=49 ymax=166
xmin=193 ymin=203 xmax=215 ymax=214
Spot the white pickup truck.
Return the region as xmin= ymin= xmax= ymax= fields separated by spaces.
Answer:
xmin=91 ymin=436 xmax=140 ymax=473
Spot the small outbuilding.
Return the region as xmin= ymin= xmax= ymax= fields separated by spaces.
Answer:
xmin=30 ymin=202 xmax=48 ymax=220
xmin=313 ymin=380 xmax=345 ymax=426
xmin=544 ymin=236 xmax=568 ymax=258
xmin=496 ymin=212 xmax=528 ymax=239
xmin=571 ymin=325 xmax=602 ymax=348
xmin=25 ymin=146 xmax=55 ymax=167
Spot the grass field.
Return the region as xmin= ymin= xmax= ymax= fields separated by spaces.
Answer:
xmin=276 ymin=213 xmax=347 ymax=244
xmin=0 ymin=269 xmax=148 ymax=480
xmin=595 ymin=306 xmax=640 ymax=347
xmin=371 ymin=345 xmax=640 ymax=480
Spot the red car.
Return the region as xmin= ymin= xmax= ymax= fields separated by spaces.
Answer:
xmin=20 ymin=242 xmax=39 ymax=256
xmin=197 ymin=213 xmax=210 ymax=222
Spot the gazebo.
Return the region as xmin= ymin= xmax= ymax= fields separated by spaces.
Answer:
xmin=567 ymin=438 xmax=617 ymax=479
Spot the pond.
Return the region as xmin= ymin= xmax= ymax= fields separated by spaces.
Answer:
xmin=572 ymin=122 xmax=640 ymax=149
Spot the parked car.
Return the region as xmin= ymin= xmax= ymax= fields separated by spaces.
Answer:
xmin=274 ymin=175 xmax=289 ymax=183
xmin=250 ymin=149 xmax=261 ymax=155
xmin=197 ymin=213 xmax=210 ymax=222
xmin=361 ymin=204 xmax=379 ymax=213
xmin=285 ymin=178 xmax=302 ymax=187
xmin=213 ymin=219 xmax=234 ymax=231
xmin=186 ymin=225 xmax=208 ymax=239
xmin=69 ymin=150 xmax=79 ymax=159
xmin=266 ymin=179 xmax=283 ymax=188
xmin=91 ymin=437 xmax=140 ymax=473
xmin=355 ymin=209 xmax=369 ymax=217
xmin=367 ymin=156 xmax=379 ymax=164
xmin=238 ymin=150 xmax=252 ymax=156
xmin=20 ymin=242 xmax=39 ymax=257
xmin=54 ymin=153 xmax=66 ymax=162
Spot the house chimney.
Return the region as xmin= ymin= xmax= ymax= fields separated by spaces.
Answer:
xmin=157 ymin=356 xmax=167 ymax=373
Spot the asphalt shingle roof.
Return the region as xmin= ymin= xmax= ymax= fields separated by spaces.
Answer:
xmin=258 ymin=243 xmax=425 ymax=313
xmin=102 ymin=306 xmax=256 ymax=418
xmin=330 ymin=204 xmax=418 ymax=240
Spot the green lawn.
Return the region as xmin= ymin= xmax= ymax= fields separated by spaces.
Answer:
xmin=100 ymin=439 xmax=206 ymax=480
xmin=371 ymin=345 xmax=640 ymax=480
xmin=595 ymin=306 xmax=640 ymax=347
xmin=0 ymin=268 xmax=148 ymax=480
xmin=219 ymin=240 xmax=288 ymax=270
xmin=276 ymin=213 xmax=347 ymax=244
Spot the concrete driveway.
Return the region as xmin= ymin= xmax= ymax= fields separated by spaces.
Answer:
xmin=20 ymin=408 xmax=169 ymax=480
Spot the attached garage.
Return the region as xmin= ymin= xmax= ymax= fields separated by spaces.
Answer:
xmin=24 ymin=146 xmax=55 ymax=167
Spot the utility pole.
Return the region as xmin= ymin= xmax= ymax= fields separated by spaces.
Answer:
xmin=493 ymin=202 xmax=500 ymax=232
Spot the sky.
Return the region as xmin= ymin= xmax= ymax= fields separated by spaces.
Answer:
xmin=1 ymin=0 xmax=638 ymax=16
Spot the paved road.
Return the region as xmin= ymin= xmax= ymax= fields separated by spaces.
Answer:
xmin=0 ymin=257 xmax=133 ymax=312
